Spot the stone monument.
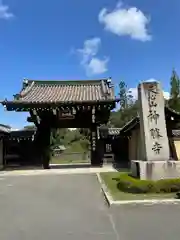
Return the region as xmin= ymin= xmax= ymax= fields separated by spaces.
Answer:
xmin=131 ymin=81 xmax=180 ymax=180
xmin=139 ymin=81 xmax=170 ymax=161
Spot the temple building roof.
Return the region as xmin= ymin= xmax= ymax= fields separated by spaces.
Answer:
xmin=0 ymin=124 xmax=36 ymax=140
xmin=9 ymin=128 xmax=36 ymax=140
xmin=172 ymin=130 xmax=180 ymax=138
xmin=99 ymin=106 xmax=180 ymax=139
xmin=0 ymin=124 xmax=11 ymax=134
xmin=99 ymin=127 xmax=122 ymax=138
xmin=2 ymin=79 xmax=117 ymax=108
xmin=119 ymin=106 xmax=180 ymax=135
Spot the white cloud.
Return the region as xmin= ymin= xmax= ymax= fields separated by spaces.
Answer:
xmin=0 ymin=1 xmax=14 ymax=20
xmin=77 ymin=37 xmax=109 ymax=75
xmin=77 ymin=38 xmax=101 ymax=64
xmin=98 ymin=1 xmax=151 ymax=41
xmin=163 ymin=91 xmax=170 ymax=100
xmin=128 ymin=87 xmax=138 ymax=100
xmin=86 ymin=57 xmax=109 ymax=75
xmin=129 ymin=87 xmax=169 ymax=100
xmin=128 ymin=79 xmax=170 ymax=101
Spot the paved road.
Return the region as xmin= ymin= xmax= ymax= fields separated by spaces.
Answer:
xmin=0 ymin=174 xmax=117 ymax=240
xmin=0 ymin=173 xmax=180 ymax=240
xmin=111 ymin=204 xmax=180 ymax=240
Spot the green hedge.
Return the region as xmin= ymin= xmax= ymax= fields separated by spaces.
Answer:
xmin=117 ymin=173 xmax=180 ymax=194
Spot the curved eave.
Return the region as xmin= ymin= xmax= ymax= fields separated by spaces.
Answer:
xmin=1 ymin=99 xmax=117 ymax=111
xmin=165 ymin=106 xmax=180 ymax=117
xmin=8 ymin=137 xmax=34 ymax=141
xmin=0 ymin=132 xmax=10 ymax=137
xmin=120 ymin=117 xmax=140 ymax=135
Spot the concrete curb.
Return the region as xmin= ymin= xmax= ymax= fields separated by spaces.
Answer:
xmin=96 ymin=173 xmax=180 ymax=206
xmin=0 ymin=168 xmax=116 ymax=177
xmin=96 ymin=172 xmax=114 ymax=207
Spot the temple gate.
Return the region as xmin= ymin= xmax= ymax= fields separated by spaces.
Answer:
xmin=1 ymin=79 xmax=117 ymax=168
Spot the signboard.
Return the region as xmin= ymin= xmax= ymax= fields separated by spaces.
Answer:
xmin=59 ymin=110 xmax=75 ymax=120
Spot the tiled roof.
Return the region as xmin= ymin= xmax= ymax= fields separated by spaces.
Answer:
xmin=120 ymin=117 xmax=140 ymax=134
xmin=172 ymin=130 xmax=180 ymax=138
xmin=99 ymin=127 xmax=121 ymax=138
xmin=9 ymin=128 xmax=36 ymax=140
xmin=0 ymin=124 xmax=36 ymax=139
xmin=165 ymin=106 xmax=180 ymax=116
xmin=0 ymin=124 xmax=11 ymax=134
xmin=108 ymin=128 xmax=121 ymax=135
xmin=5 ymin=79 xmax=116 ymax=105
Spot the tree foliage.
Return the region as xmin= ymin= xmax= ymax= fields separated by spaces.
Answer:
xmin=109 ymin=80 xmax=138 ymax=128
xmin=24 ymin=125 xmax=36 ymax=130
xmin=50 ymin=128 xmax=90 ymax=152
xmin=168 ymin=69 xmax=180 ymax=111
xmin=119 ymin=80 xmax=128 ymax=110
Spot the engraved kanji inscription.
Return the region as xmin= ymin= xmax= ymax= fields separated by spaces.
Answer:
xmin=152 ymin=142 xmax=162 ymax=154
xmin=147 ymin=85 xmax=159 ymax=108
xmin=147 ymin=110 xmax=160 ymax=124
xmin=150 ymin=128 xmax=163 ymax=139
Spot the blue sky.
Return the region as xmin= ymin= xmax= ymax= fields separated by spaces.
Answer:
xmin=0 ymin=0 xmax=180 ymax=128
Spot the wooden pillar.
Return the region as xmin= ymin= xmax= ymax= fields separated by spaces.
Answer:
xmin=2 ymin=138 xmax=6 ymax=169
xmin=0 ymin=137 xmax=6 ymax=169
xmin=35 ymin=120 xmax=51 ymax=169
xmin=90 ymin=125 xmax=97 ymax=166
xmin=90 ymin=106 xmax=101 ymax=166
xmin=96 ymin=138 xmax=104 ymax=166
xmin=0 ymin=137 xmax=4 ymax=169
xmin=43 ymin=126 xmax=51 ymax=169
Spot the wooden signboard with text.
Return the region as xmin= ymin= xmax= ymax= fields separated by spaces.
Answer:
xmin=58 ymin=110 xmax=75 ymax=120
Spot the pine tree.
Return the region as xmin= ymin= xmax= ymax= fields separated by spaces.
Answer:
xmin=169 ymin=69 xmax=180 ymax=111
xmin=111 ymin=80 xmax=138 ymax=127
xmin=119 ymin=80 xmax=128 ymax=110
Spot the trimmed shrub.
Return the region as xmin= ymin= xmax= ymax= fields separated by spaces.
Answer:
xmin=116 ymin=173 xmax=180 ymax=194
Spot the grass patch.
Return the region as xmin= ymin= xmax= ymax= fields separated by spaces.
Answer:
xmin=100 ymin=172 xmax=177 ymax=201
xmin=51 ymin=147 xmax=90 ymax=164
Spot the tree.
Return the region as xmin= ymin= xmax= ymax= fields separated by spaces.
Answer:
xmin=50 ymin=128 xmax=90 ymax=153
xmin=50 ymin=128 xmax=69 ymax=149
xmin=108 ymin=80 xmax=138 ymax=128
xmin=24 ymin=125 xmax=36 ymax=130
xmin=168 ymin=69 xmax=180 ymax=111
xmin=119 ymin=80 xmax=128 ymax=110
xmin=79 ymin=128 xmax=91 ymax=141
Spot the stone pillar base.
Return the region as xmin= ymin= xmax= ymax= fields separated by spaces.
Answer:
xmin=131 ymin=160 xmax=180 ymax=180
